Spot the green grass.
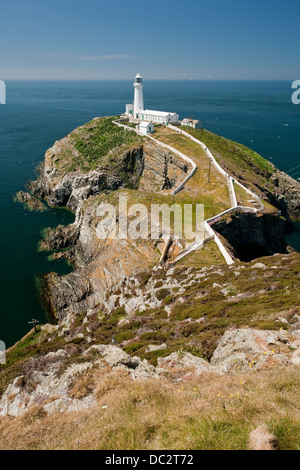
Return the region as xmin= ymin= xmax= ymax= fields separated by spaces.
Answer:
xmin=52 ymin=117 xmax=144 ymax=174
xmin=71 ymin=117 xmax=143 ymax=171
xmin=182 ymin=127 xmax=276 ymax=198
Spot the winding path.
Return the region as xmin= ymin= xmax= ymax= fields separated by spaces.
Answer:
xmin=113 ymin=119 xmax=265 ymax=266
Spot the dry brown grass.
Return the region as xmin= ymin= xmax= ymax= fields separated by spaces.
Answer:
xmin=0 ymin=365 xmax=299 ymax=450
xmin=176 ymin=240 xmax=226 ymax=269
xmin=153 ymin=127 xmax=231 ymax=218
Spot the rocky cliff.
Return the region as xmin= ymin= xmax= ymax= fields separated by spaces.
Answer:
xmin=17 ymin=116 xmax=300 ymax=324
xmin=211 ymin=211 xmax=288 ymax=262
xmin=4 ymin=117 xmax=300 ymax=449
xmin=28 ymin=117 xmax=191 ymax=322
xmin=30 ymin=117 xmax=190 ymax=212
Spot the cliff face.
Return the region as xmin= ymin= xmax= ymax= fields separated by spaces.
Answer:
xmin=30 ymin=144 xmax=144 ymax=212
xmin=29 ymin=119 xmax=190 ymax=322
xmin=1 ymin=251 xmax=300 ymax=422
xmin=139 ymin=141 xmax=189 ymax=192
xmin=30 ymin=119 xmax=189 ymax=212
xmin=43 ymin=200 xmax=162 ymax=322
xmin=211 ymin=212 xmax=288 ymax=262
xmin=27 ymin=118 xmax=299 ymax=323
xmin=269 ymin=171 xmax=300 ymax=220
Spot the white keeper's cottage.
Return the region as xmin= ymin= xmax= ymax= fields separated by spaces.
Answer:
xmin=139 ymin=121 xmax=154 ymax=135
xmin=125 ymin=74 xmax=179 ymax=124
xmin=181 ymin=118 xmax=202 ymax=129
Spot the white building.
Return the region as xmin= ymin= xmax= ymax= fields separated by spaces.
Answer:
xmin=133 ymin=73 xmax=144 ymax=118
xmin=181 ymin=118 xmax=202 ymax=129
xmin=125 ymin=74 xmax=179 ymax=124
xmin=140 ymin=110 xmax=179 ymax=124
xmin=139 ymin=121 xmax=154 ymax=135
xmin=126 ymin=103 xmax=133 ymax=116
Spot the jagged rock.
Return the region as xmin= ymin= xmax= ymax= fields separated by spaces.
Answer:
xmin=30 ymin=141 xmax=144 ymax=212
xmin=43 ymin=271 xmax=92 ymax=321
xmin=252 ymin=262 xmax=267 ymax=269
xmin=0 ymin=359 xmax=96 ymax=418
xmin=84 ymin=345 xmax=158 ymax=379
xmin=125 ymin=296 xmax=148 ymax=314
xmin=146 ymin=344 xmax=167 ymax=353
xmin=15 ymin=191 xmax=47 ymax=212
xmin=30 ymin=127 xmax=188 ymax=213
xmin=0 ymin=343 xmax=160 ymax=418
xmin=158 ymin=352 xmax=218 ymax=375
xmin=40 ymin=224 xmax=79 ymax=251
xmin=271 ymin=170 xmax=300 ymax=219
xmin=292 ymin=349 xmax=300 ymax=365
xmin=210 ymin=328 xmax=291 ymax=371
xmin=139 ymin=141 xmax=190 ymax=192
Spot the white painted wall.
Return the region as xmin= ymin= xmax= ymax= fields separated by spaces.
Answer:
xmin=133 ymin=74 xmax=144 ymax=118
xmin=126 ymin=104 xmax=133 ymax=115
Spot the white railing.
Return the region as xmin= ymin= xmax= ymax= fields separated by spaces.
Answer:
xmin=113 ymin=120 xmax=197 ymax=195
xmin=168 ymin=124 xmax=265 ymax=213
xmin=113 ymin=119 xmax=265 ymax=266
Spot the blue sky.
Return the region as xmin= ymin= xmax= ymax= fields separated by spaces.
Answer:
xmin=0 ymin=0 xmax=299 ymax=79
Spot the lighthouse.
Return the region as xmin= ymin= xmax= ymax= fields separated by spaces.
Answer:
xmin=125 ymin=74 xmax=179 ymax=125
xmin=133 ymin=73 xmax=144 ymax=118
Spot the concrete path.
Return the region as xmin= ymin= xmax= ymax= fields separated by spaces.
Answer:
xmin=113 ymin=119 xmax=265 ymax=266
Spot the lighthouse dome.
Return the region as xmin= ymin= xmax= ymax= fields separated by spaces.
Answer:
xmin=135 ymin=73 xmax=142 ymax=83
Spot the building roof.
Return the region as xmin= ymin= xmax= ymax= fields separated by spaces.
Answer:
xmin=139 ymin=121 xmax=153 ymax=128
xmin=182 ymin=118 xmax=200 ymax=124
xmin=142 ymin=109 xmax=178 ymax=118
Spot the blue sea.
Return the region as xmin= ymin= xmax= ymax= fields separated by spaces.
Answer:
xmin=0 ymin=80 xmax=300 ymax=347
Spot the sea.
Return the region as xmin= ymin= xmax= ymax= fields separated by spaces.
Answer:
xmin=0 ymin=80 xmax=300 ymax=347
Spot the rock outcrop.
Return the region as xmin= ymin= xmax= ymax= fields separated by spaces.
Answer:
xmin=0 ymin=345 xmax=158 ymax=417
xmin=210 ymin=328 xmax=296 ymax=372
xmin=2 ymin=325 xmax=300 ymax=418
xmin=30 ymin=146 xmax=144 ymax=212
xmin=211 ymin=211 xmax=288 ymax=262
xmin=269 ymin=171 xmax=300 ymax=220
xmin=29 ymin=128 xmax=189 ymax=212
xmin=15 ymin=190 xmax=47 ymax=212
xmin=26 ymin=118 xmax=191 ymax=321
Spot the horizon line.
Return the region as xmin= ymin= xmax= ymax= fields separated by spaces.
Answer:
xmin=1 ymin=78 xmax=295 ymax=82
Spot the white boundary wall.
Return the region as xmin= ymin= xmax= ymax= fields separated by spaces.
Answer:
xmin=113 ymin=119 xmax=265 ymax=266
xmin=113 ymin=120 xmax=197 ymax=195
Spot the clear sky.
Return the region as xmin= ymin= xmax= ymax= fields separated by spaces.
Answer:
xmin=1 ymin=0 xmax=299 ymax=80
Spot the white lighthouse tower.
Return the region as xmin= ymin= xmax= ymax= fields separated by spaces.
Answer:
xmin=133 ymin=73 xmax=144 ymax=118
